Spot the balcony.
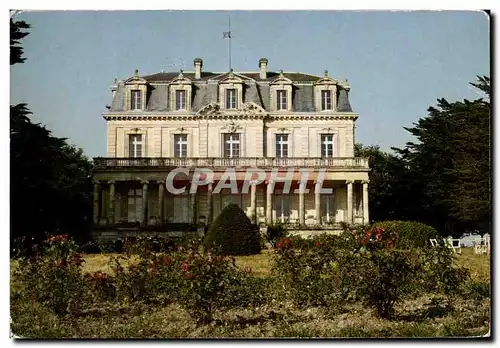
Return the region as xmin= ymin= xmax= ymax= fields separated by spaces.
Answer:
xmin=92 ymin=157 xmax=369 ymax=170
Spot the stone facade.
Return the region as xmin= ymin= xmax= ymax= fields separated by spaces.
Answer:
xmin=92 ymin=58 xmax=370 ymax=240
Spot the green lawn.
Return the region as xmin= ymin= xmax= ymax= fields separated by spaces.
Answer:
xmin=79 ymin=247 xmax=488 ymax=281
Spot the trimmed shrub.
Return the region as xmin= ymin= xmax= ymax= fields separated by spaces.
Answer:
xmin=371 ymin=221 xmax=439 ymax=248
xmin=204 ymin=203 xmax=261 ymax=256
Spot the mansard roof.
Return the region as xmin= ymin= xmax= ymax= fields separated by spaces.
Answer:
xmin=110 ymin=70 xmax=353 ymax=113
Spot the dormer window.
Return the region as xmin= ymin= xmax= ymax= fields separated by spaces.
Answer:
xmin=276 ymin=90 xmax=288 ymax=110
xmin=175 ymin=90 xmax=187 ymax=110
xmin=130 ymin=90 xmax=142 ymax=110
xmin=123 ymin=70 xmax=148 ymax=111
xmin=314 ymin=70 xmax=337 ymax=112
xmin=226 ymin=89 xmax=237 ymax=109
xmin=321 ymin=90 xmax=332 ymax=110
xmin=270 ymin=71 xmax=293 ymax=112
xmin=170 ymin=71 xmax=192 ymax=111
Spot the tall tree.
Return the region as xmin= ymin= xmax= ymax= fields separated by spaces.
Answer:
xmin=10 ymin=19 xmax=93 ymax=249
xmin=393 ymin=76 xmax=491 ymax=235
xmin=355 ymin=144 xmax=420 ymax=223
xmin=10 ymin=17 xmax=30 ymax=65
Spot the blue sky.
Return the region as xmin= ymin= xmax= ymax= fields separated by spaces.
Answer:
xmin=10 ymin=10 xmax=490 ymax=158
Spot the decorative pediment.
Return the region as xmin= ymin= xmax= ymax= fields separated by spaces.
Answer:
xmin=211 ymin=69 xmax=252 ymax=83
xmin=195 ymin=102 xmax=267 ymax=119
xmin=124 ymin=69 xmax=148 ymax=85
xmin=314 ymin=70 xmax=337 ymax=85
xmin=196 ymin=103 xmax=222 ymax=118
xmin=236 ymin=102 xmax=268 ymax=117
xmin=171 ymin=70 xmax=192 ymax=85
xmin=218 ymin=70 xmax=245 ymax=85
xmin=270 ymin=70 xmax=292 ymax=85
xmin=221 ymin=120 xmax=243 ymax=133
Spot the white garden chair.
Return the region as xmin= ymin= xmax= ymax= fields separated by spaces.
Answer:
xmin=429 ymin=239 xmax=439 ymax=247
xmin=474 ymin=238 xmax=485 ymax=254
xmin=445 ymin=238 xmax=461 ymax=254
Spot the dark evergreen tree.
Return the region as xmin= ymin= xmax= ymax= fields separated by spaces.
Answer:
xmin=10 ymin=19 xmax=93 ymax=252
xmin=204 ymin=204 xmax=261 ymax=256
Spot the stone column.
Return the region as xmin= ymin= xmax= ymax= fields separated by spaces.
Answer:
xmin=298 ymin=181 xmax=306 ymax=226
xmin=250 ymin=182 xmax=257 ymax=224
xmin=191 ymin=192 xmax=197 ymax=225
xmin=315 ymin=181 xmax=321 ymax=225
xmin=108 ymin=180 xmax=115 ymax=225
xmin=362 ymin=180 xmax=370 ymax=225
xmin=141 ymin=180 xmax=149 ymax=226
xmin=207 ymin=182 xmax=213 ymax=224
xmin=266 ymin=180 xmax=273 ymax=225
xmin=346 ymin=180 xmax=353 ymax=224
xmin=158 ymin=180 xmax=165 ymax=224
xmin=93 ymin=181 xmax=100 ymax=224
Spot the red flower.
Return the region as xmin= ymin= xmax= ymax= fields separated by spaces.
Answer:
xmin=277 ymin=238 xmax=292 ymax=249
xmin=387 ymin=240 xmax=393 ymax=249
xmin=162 ymin=255 xmax=172 ymax=266
xmin=70 ymin=252 xmax=84 ymax=267
xmin=314 ymin=241 xmax=321 ymax=247
xmin=55 ymin=259 xmax=67 ymax=269
xmin=180 ymin=261 xmax=190 ymax=273
xmin=46 ymin=234 xmax=70 ymax=243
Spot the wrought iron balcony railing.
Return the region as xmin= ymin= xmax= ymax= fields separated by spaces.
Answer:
xmin=93 ymin=157 xmax=369 ymax=169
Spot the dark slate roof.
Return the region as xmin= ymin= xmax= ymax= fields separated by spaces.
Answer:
xmin=109 ymin=71 xmax=354 ymax=113
xmin=337 ymin=89 xmax=352 ymax=112
xmin=143 ymin=71 xmax=321 ymax=83
xmin=143 ymin=72 xmax=220 ymax=82
xmin=146 ymin=84 xmax=169 ymax=111
xmin=110 ymin=84 xmax=125 ymax=110
xmin=292 ymin=85 xmax=315 ymax=112
xmin=192 ymin=83 xmax=218 ymax=112
xmin=244 ymin=82 xmax=263 ymax=107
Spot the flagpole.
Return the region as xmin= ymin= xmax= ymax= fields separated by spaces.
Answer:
xmin=228 ymin=15 xmax=232 ymax=71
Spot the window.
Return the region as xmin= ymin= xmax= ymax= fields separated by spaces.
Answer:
xmin=127 ymin=189 xmax=143 ymax=222
xmin=321 ymin=195 xmax=336 ymax=223
xmin=276 ymin=90 xmax=287 ymax=110
xmin=321 ymin=90 xmax=332 ymax=110
xmin=129 ymin=134 xmax=143 ymax=158
xmin=175 ymin=90 xmax=187 ymax=110
xmin=276 ymin=134 xmax=289 ymax=158
xmin=275 ymin=195 xmax=291 ymax=223
xmin=223 ymin=133 xmax=240 ymax=158
xmin=321 ymin=134 xmax=334 ymax=158
xmin=131 ymin=90 xmax=142 ymax=110
xmin=226 ymin=89 xmax=237 ymax=109
xmin=174 ymin=134 xmax=188 ymax=158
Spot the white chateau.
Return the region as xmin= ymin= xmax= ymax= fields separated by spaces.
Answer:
xmin=92 ymin=58 xmax=370 ymax=240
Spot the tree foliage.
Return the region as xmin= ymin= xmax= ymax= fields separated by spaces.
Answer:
xmin=10 ymin=19 xmax=93 ymax=250
xmin=204 ymin=204 xmax=261 ymax=256
xmin=360 ymin=76 xmax=490 ymax=235
xmin=10 ymin=18 xmax=30 ymax=65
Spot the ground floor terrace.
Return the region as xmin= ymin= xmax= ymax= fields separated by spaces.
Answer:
xmin=91 ymin=157 xmax=370 ymax=240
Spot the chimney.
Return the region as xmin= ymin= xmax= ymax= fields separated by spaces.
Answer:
xmin=259 ymin=58 xmax=268 ymax=79
xmin=194 ymin=58 xmax=203 ymax=79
